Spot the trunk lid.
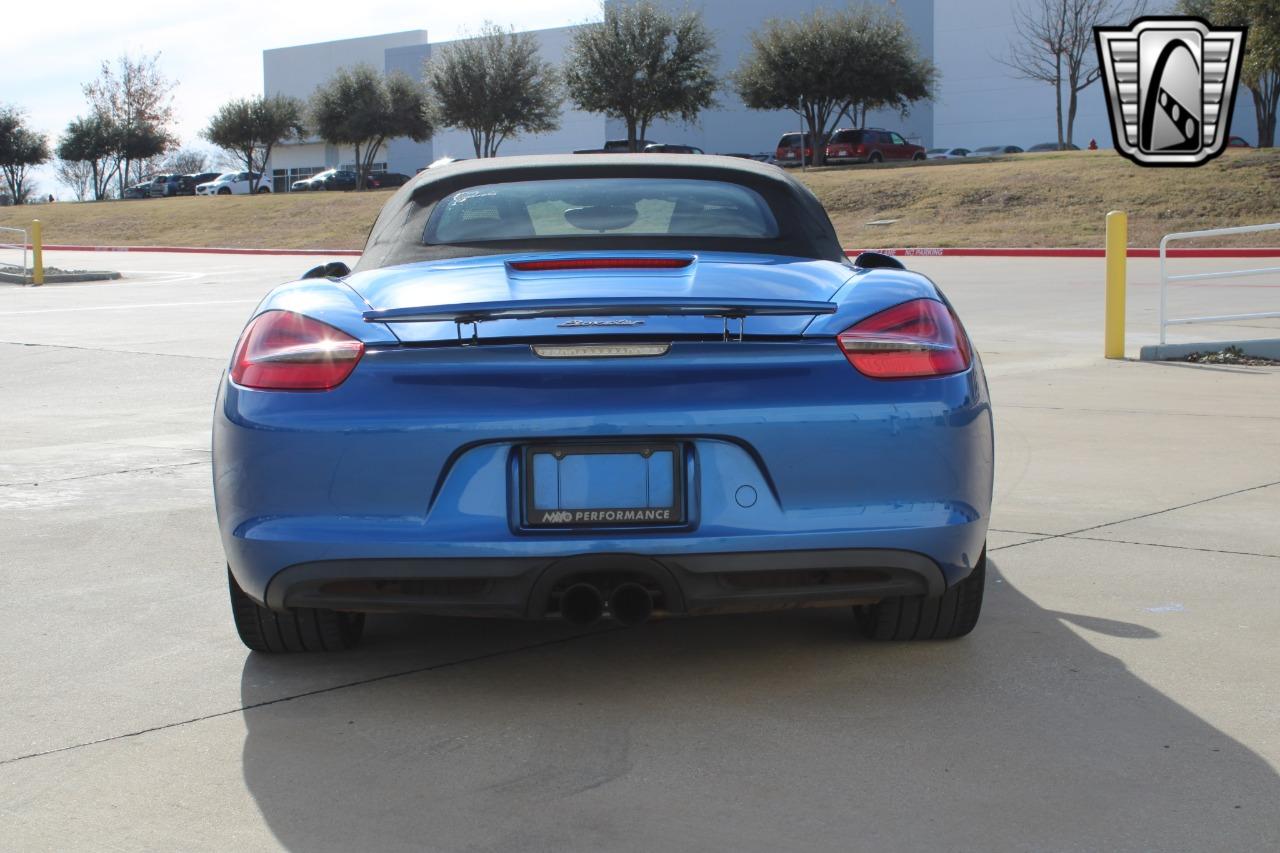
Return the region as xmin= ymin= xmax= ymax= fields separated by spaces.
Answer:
xmin=343 ymin=252 xmax=852 ymax=343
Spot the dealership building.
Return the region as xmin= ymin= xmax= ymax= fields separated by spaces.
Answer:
xmin=261 ymin=0 xmax=1262 ymax=190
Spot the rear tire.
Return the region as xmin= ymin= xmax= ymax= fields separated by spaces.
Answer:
xmin=868 ymin=151 xmax=883 ymax=164
xmin=855 ymin=549 xmax=985 ymax=641
xmin=228 ymin=569 xmax=364 ymax=653
xmin=257 ymin=186 xmax=270 ymax=193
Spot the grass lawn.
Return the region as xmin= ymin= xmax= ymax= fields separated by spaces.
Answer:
xmin=3 ymin=149 xmax=1277 ymax=251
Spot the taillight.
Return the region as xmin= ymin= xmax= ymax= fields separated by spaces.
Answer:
xmin=855 ymin=144 xmax=867 ymax=154
xmin=230 ymin=310 xmax=364 ymax=390
xmin=837 ymin=299 xmax=972 ymax=379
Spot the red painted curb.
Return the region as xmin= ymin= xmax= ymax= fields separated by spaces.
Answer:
xmin=850 ymin=247 xmax=1280 ymax=258
xmin=42 ymin=244 xmax=363 ymax=257
xmin=37 ymin=243 xmax=1280 ymax=259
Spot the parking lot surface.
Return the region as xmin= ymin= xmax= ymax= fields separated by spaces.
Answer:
xmin=2 ymin=251 xmax=1278 ymax=851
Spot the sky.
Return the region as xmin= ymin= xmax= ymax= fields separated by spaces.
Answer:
xmin=8 ymin=0 xmax=602 ymax=197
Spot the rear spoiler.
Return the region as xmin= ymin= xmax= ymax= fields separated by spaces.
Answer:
xmin=363 ymin=297 xmax=836 ymax=343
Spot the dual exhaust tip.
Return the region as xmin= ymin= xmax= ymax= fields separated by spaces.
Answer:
xmin=560 ymin=582 xmax=653 ymax=627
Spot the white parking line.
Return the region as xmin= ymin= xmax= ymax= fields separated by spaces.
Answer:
xmin=0 ymin=298 xmax=259 ymax=316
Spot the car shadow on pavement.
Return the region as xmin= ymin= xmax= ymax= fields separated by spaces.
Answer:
xmin=238 ymin=558 xmax=1279 ymax=853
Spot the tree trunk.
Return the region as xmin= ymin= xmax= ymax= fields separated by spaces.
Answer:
xmin=261 ymin=143 xmax=274 ymax=191
xmin=353 ymin=142 xmax=363 ymax=190
xmin=1066 ymin=87 xmax=1078 ymax=147
xmin=1055 ymin=56 xmax=1064 ymax=149
xmin=626 ymin=116 xmax=637 ymax=152
xmin=1254 ymin=76 xmax=1277 ymax=148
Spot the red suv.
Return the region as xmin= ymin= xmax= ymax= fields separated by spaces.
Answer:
xmin=826 ymin=128 xmax=926 ymax=164
xmin=775 ymin=132 xmax=814 ymax=166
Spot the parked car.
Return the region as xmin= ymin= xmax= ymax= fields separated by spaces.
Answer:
xmin=927 ymin=147 xmax=971 ymax=160
xmin=165 ymin=172 xmax=223 ymax=196
xmin=603 ymin=139 xmax=653 ymax=152
xmin=643 ymin=143 xmax=704 ymax=154
xmin=291 ymin=169 xmax=357 ymax=192
xmin=775 ymin=132 xmax=814 ymax=166
xmin=573 ymin=140 xmax=657 ymax=154
xmin=123 ymin=181 xmax=152 ymax=200
xmin=198 ymin=172 xmax=271 ymax=195
xmin=147 ymin=174 xmax=179 ymax=198
xmin=723 ymin=152 xmax=778 ymax=165
xmin=972 ymin=145 xmax=1024 ymax=155
xmin=825 ymin=129 xmax=926 ymax=164
xmin=368 ymin=172 xmax=412 ymax=189
xmin=1227 ymin=136 xmax=1252 ymax=147
xmin=1026 ymin=142 xmax=1081 ymax=152
xmin=215 ymin=154 xmax=992 ymax=652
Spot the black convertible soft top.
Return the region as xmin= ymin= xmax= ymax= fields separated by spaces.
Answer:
xmin=353 ymin=154 xmax=847 ymax=271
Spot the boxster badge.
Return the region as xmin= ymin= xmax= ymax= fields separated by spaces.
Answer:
xmin=1095 ymin=17 xmax=1246 ymax=167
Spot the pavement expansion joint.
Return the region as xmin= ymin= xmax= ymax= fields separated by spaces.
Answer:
xmin=0 ymin=460 xmax=209 ymax=489
xmin=0 ymin=629 xmax=618 ymax=768
xmin=0 ymin=340 xmax=223 ymax=361
xmin=989 ymin=480 xmax=1280 ymax=555
xmin=1001 ymin=403 xmax=1280 ymax=422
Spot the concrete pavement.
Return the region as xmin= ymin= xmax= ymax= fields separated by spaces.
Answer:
xmin=1 ymin=251 xmax=1277 ymax=851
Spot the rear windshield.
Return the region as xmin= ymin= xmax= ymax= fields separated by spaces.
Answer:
xmin=425 ymin=178 xmax=779 ymax=244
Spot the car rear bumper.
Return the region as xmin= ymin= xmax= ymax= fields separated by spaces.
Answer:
xmin=250 ymin=546 xmax=955 ymax=619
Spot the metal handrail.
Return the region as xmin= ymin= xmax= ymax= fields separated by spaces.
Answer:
xmin=1159 ymin=222 xmax=1280 ymax=343
xmin=0 ymin=225 xmax=28 ymax=276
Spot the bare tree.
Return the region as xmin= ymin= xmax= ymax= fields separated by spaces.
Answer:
xmin=83 ymin=53 xmax=177 ymax=193
xmin=54 ymin=158 xmax=94 ymax=201
xmin=164 ymin=149 xmax=209 ymax=174
xmin=1003 ymin=0 xmax=1145 ymax=148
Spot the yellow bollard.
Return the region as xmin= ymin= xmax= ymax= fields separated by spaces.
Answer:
xmin=31 ymin=219 xmax=44 ymax=286
xmin=1104 ymin=210 xmax=1127 ymax=358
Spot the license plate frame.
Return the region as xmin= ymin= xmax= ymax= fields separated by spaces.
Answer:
xmin=521 ymin=443 xmax=684 ymax=528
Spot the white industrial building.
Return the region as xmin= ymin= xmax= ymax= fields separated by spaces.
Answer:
xmin=261 ymin=0 xmax=1262 ymax=191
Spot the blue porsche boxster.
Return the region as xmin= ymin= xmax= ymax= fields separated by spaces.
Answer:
xmin=214 ymin=155 xmax=993 ymax=652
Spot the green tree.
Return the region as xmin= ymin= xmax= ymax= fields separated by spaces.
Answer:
xmin=565 ymin=0 xmax=718 ymax=152
xmin=82 ymin=53 xmax=177 ymax=193
xmin=311 ymin=65 xmax=433 ymax=190
xmin=56 ymin=113 xmax=119 ymax=200
xmin=0 ymin=106 xmax=50 ymax=204
xmin=734 ymin=7 xmax=937 ymax=165
xmin=1181 ymin=0 xmax=1279 ymax=147
xmin=426 ymin=22 xmax=563 ymax=158
xmin=204 ymin=95 xmax=307 ymax=191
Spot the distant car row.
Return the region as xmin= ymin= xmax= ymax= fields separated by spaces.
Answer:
xmin=124 ymin=171 xmax=271 ymax=198
xmin=572 ymin=140 xmax=706 ymax=154
xmin=118 ymin=132 xmax=1258 ymax=202
xmin=289 ymin=170 xmax=412 ymax=191
xmin=121 ymin=169 xmax=414 ymax=199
